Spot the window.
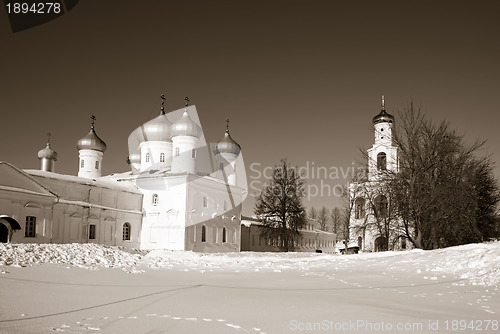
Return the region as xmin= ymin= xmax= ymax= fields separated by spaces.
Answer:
xmin=80 ymin=159 xmax=84 ymax=168
xmin=203 ymin=196 xmax=207 ymax=208
xmin=374 ymin=195 xmax=388 ymax=218
xmin=354 ymin=198 xmax=366 ymax=219
xmin=201 ymin=225 xmax=206 ymax=242
xmin=88 ymin=224 xmax=96 ymax=240
xmin=192 ymin=148 xmax=196 ymax=159
xmin=152 ymin=193 xmax=158 ymax=205
xmin=145 ymin=153 xmax=150 ymax=162
xmin=95 ymin=161 xmax=99 ymax=169
xmin=175 ymin=147 xmax=180 ymax=156
xmin=223 ymin=200 xmax=227 ymax=211
xmin=123 ymin=223 xmax=131 ymax=241
xmin=222 ymin=227 xmax=227 ymax=243
xmin=219 ymin=162 xmax=224 ymax=171
xmin=377 ymin=152 xmax=387 ymax=171
xmin=160 ymin=153 xmax=165 ymax=162
xmin=25 ymin=216 xmax=36 ymax=237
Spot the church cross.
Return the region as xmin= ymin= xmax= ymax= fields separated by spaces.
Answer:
xmin=160 ymin=94 xmax=166 ymax=114
xmin=185 ymin=96 xmax=190 ymax=107
xmin=91 ymin=115 xmax=96 ymax=129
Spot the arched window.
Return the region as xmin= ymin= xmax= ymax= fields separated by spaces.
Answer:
xmin=145 ymin=153 xmax=150 ymax=163
xmin=192 ymin=149 xmax=196 ymax=159
xmin=201 ymin=225 xmax=206 ymax=242
xmin=95 ymin=161 xmax=99 ymax=169
xmin=152 ymin=194 xmax=158 ymax=205
xmin=222 ymin=227 xmax=227 ymax=243
xmin=223 ymin=200 xmax=227 ymax=211
xmin=123 ymin=223 xmax=131 ymax=241
xmin=175 ymin=147 xmax=180 ymax=157
xmin=80 ymin=159 xmax=84 ymax=168
xmin=354 ymin=198 xmax=365 ymax=219
xmin=377 ymin=152 xmax=387 ymax=171
xmin=160 ymin=153 xmax=165 ymax=162
xmin=374 ymin=195 xmax=388 ymax=218
xmin=203 ymin=196 xmax=207 ymax=208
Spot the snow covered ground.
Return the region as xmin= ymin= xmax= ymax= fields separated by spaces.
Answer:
xmin=0 ymin=242 xmax=499 ymax=333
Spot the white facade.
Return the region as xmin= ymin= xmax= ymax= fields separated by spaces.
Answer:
xmin=0 ymin=101 xmax=247 ymax=252
xmin=349 ymin=98 xmax=407 ymax=252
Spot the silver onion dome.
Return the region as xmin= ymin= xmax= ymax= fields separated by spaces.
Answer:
xmin=171 ymin=109 xmax=202 ymax=138
xmin=372 ymin=109 xmax=394 ymax=125
xmin=139 ymin=114 xmax=173 ymax=142
xmin=38 ymin=143 xmax=58 ymax=160
xmin=77 ymin=116 xmax=107 ymax=152
xmin=215 ymin=119 xmax=241 ymax=155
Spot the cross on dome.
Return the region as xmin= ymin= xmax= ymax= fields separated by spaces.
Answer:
xmin=160 ymin=94 xmax=166 ymax=114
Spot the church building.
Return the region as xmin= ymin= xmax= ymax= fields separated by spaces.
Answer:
xmin=349 ymin=97 xmax=408 ymax=252
xmin=0 ymin=96 xmax=247 ymax=252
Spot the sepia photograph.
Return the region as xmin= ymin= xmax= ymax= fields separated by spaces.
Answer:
xmin=0 ymin=1 xmax=499 ymax=333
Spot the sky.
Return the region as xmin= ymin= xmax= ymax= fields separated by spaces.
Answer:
xmin=1 ymin=0 xmax=499 ymax=216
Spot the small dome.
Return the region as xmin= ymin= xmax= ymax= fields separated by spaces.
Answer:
xmin=139 ymin=114 xmax=172 ymax=143
xmin=127 ymin=151 xmax=141 ymax=165
xmin=373 ymin=109 xmax=394 ymax=125
xmin=77 ymin=128 xmax=107 ymax=152
xmin=171 ymin=109 xmax=202 ymax=138
xmin=215 ymin=131 xmax=241 ymax=156
xmin=38 ymin=143 xmax=57 ymax=160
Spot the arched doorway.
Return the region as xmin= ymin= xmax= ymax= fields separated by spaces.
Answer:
xmin=374 ymin=236 xmax=388 ymax=252
xmin=0 ymin=215 xmax=22 ymax=243
xmin=0 ymin=223 xmax=8 ymax=242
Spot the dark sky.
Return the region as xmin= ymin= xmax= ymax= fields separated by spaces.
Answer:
xmin=1 ymin=0 xmax=499 ymax=215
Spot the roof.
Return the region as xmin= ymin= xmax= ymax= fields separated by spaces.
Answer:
xmin=25 ymin=169 xmax=140 ymax=194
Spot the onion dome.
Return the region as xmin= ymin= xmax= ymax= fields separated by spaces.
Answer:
xmin=77 ymin=116 xmax=107 ymax=152
xmin=38 ymin=143 xmax=58 ymax=160
xmin=373 ymin=110 xmax=394 ymax=124
xmin=139 ymin=114 xmax=172 ymax=142
xmin=127 ymin=151 xmax=141 ymax=165
xmin=215 ymin=119 xmax=241 ymax=155
xmin=171 ymin=108 xmax=202 ymax=138
xmin=138 ymin=94 xmax=173 ymax=143
xmin=372 ymin=95 xmax=394 ymax=124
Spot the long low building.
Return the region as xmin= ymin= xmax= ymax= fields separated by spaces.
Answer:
xmin=240 ymin=216 xmax=337 ymax=254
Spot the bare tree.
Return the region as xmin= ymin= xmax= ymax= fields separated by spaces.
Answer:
xmin=317 ymin=207 xmax=329 ymax=231
xmin=330 ymin=207 xmax=342 ymax=235
xmin=308 ymin=207 xmax=318 ymax=221
xmin=388 ymin=103 xmax=500 ymax=249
